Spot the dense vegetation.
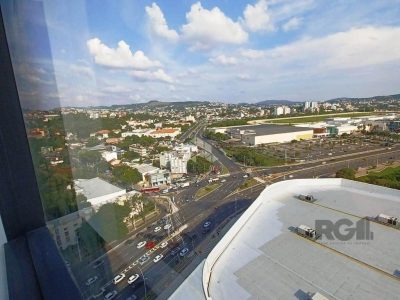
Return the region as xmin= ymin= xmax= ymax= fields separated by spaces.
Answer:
xmin=187 ymin=156 xmax=213 ymax=174
xmin=203 ymin=130 xmax=229 ymax=141
xmin=336 ymin=167 xmax=400 ymax=190
xmin=357 ymin=167 xmax=400 ymax=190
xmin=224 ymin=146 xmax=284 ymax=167
xmin=335 ymin=168 xmax=356 ymax=180
xmin=112 ymin=165 xmax=142 ymax=187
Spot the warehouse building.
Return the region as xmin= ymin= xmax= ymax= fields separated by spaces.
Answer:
xmin=171 ymin=179 xmax=400 ymax=300
xmin=211 ymin=124 xmax=314 ymax=145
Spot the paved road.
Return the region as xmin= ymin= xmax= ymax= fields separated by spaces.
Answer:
xmin=76 ymin=141 xmax=400 ymax=300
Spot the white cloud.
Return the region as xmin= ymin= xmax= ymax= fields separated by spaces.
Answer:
xmin=263 ymin=26 xmax=400 ymax=70
xmin=242 ymin=0 xmax=274 ymax=32
xmin=282 ymin=17 xmax=302 ymax=31
xmin=181 ymin=2 xmax=248 ymax=50
xmin=130 ymin=68 xmax=173 ymax=83
xmin=236 ymin=74 xmax=253 ymax=81
xmin=240 ymin=48 xmax=265 ymax=59
xmin=210 ymin=54 xmax=237 ymax=65
xmin=145 ymin=3 xmax=179 ymax=42
xmin=87 ymin=38 xmax=161 ymax=69
xmin=70 ymin=64 xmax=94 ymax=78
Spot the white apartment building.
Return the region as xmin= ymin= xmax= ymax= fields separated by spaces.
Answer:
xmin=160 ymin=151 xmax=190 ymax=174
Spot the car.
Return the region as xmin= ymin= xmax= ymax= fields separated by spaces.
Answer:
xmin=137 ymin=241 xmax=146 ymax=249
xmin=221 ymin=179 xmax=226 ymax=183
xmin=163 ymin=224 xmax=172 ymax=230
xmin=203 ymin=221 xmax=212 ymax=228
xmin=160 ymin=241 xmax=168 ymax=248
xmin=154 ymin=226 xmax=161 ymax=233
xmin=104 ymin=291 xmax=117 ymax=300
xmin=243 ymin=174 xmax=248 ymax=178
xmin=153 ymin=254 xmax=164 ymax=263
xmin=179 ymin=248 xmax=189 ymax=257
xmin=139 ymin=255 xmax=150 ymax=265
xmin=288 ymin=175 xmax=294 ymax=178
xmin=127 ymin=274 xmax=140 ymax=284
xmin=85 ymin=276 xmax=98 ymax=286
xmin=170 ymin=246 xmax=181 ymax=256
xmin=93 ymin=260 xmax=104 ymax=269
xmin=113 ymin=273 xmax=126 ymax=284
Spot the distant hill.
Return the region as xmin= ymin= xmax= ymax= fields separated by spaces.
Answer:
xmin=255 ymin=99 xmax=300 ymax=105
xmin=326 ymin=94 xmax=400 ymax=103
xmin=97 ymin=100 xmax=210 ymax=109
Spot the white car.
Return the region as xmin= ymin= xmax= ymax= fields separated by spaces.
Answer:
xmin=85 ymin=276 xmax=98 ymax=286
xmin=203 ymin=221 xmax=212 ymax=228
xmin=137 ymin=241 xmax=146 ymax=249
xmin=153 ymin=254 xmax=164 ymax=263
xmin=163 ymin=224 xmax=172 ymax=230
xmin=113 ymin=273 xmax=125 ymax=284
xmin=160 ymin=241 xmax=168 ymax=248
xmin=127 ymin=274 xmax=140 ymax=284
xmin=104 ymin=291 xmax=117 ymax=300
xmin=154 ymin=226 xmax=161 ymax=233
xmin=179 ymin=248 xmax=189 ymax=257
xmin=221 ymin=179 xmax=226 ymax=183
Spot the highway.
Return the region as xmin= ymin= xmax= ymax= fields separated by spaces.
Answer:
xmin=74 ymin=136 xmax=400 ymax=300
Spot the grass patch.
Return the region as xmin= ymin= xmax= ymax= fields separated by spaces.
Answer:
xmin=195 ymin=183 xmax=221 ymax=198
xmin=224 ymin=146 xmax=285 ymax=167
xmin=267 ymin=112 xmax=376 ymax=124
xmin=236 ymin=178 xmax=259 ymax=192
xmin=357 ymin=166 xmax=400 ymax=190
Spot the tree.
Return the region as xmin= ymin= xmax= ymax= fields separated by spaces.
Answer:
xmin=78 ymin=220 xmax=105 ymax=254
xmin=79 ymin=150 xmax=102 ymax=166
xmin=122 ymin=151 xmax=140 ymax=161
xmin=336 ymin=168 xmax=356 ymax=180
xmin=86 ymin=137 xmax=101 ymax=147
xmin=187 ymin=156 xmax=212 ymax=174
xmin=112 ymin=165 xmax=142 ymax=186
xmin=88 ymin=203 xmax=131 ymax=242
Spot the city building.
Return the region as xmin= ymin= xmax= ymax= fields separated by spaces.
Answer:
xmin=47 ymin=210 xmax=92 ymax=250
xmin=74 ymin=177 xmax=126 ymax=209
xmin=101 ymin=151 xmax=118 ymax=162
xmin=145 ymin=169 xmax=171 ymax=187
xmin=160 ymin=151 xmax=190 ymax=174
xmin=148 ymin=128 xmax=181 ymax=139
xmin=213 ymin=124 xmax=314 ymax=145
xmin=171 ymin=179 xmax=400 ymax=300
xmin=129 ymin=144 xmax=148 ymax=157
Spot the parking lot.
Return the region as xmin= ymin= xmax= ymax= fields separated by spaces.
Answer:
xmin=258 ymin=134 xmax=398 ymax=163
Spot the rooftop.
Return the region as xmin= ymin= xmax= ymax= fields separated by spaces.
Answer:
xmin=227 ymin=124 xmax=313 ymax=135
xmin=171 ymin=179 xmax=400 ymax=300
xmin=74 ymin=177 xmax=125 ymax=200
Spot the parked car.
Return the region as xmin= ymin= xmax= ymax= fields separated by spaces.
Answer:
xmin=139 ymin=255 xmax=150 ymax=265
xmin=179 ymin=247 xmax=189 ymax=257
xmin=104 ymin=291 xmax=117 ymax=300
xmin=113 ymin=273 xmax=125 ymax=284
xmin=85 ymin=276 xmax=98 ymax=286
xmin=153 ymin=254 xmax=164 ymax=263
xmin=170 ymin=246 xmax=181 ymax=256
xmin=127 ymin=274 xmax=140 ymax=285
xmin=137 ymin=241 xmax=146 ymax=249
xmin=164 ymin=224 xmax=172 ymax=230
xmin=160 ymin=241 xmax=168 ymax=248
xmin=154 ymin=226 xmax=161 ymax=233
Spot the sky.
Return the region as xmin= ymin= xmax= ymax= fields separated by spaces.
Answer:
xmin=3 ymin=0 xmax=400 ymax=108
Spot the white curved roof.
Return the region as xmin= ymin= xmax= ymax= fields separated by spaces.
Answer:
xmin=171 ymin=179 xmax=400 ymax=300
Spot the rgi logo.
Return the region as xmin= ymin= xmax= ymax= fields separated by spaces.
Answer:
xmin=315 ymin=218 xmax=374 ymax=241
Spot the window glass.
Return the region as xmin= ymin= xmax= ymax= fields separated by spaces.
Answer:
xmin=2 ymin=1 xmax=400 ymax=299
